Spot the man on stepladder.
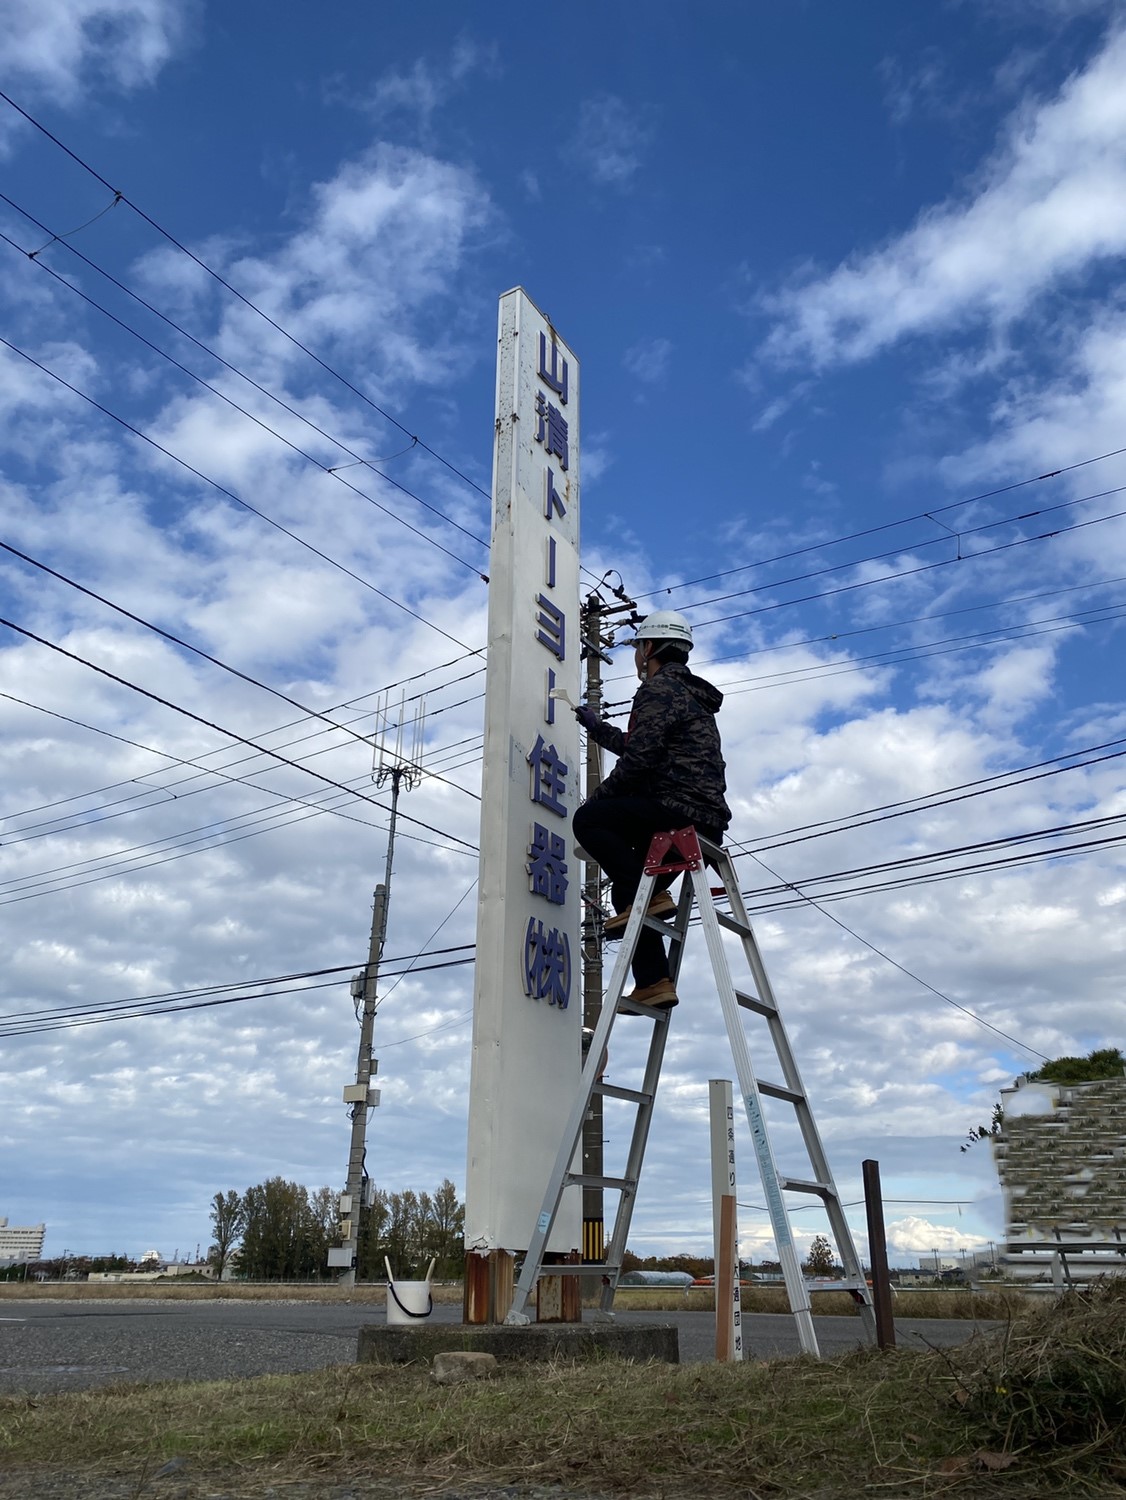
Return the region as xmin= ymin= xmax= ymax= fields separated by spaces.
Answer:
xmin=571 ymin=611 xmax=731 ymax=1009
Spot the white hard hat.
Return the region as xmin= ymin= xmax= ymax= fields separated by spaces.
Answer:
xmin=632 ymin=610 xmax=694 ymax=648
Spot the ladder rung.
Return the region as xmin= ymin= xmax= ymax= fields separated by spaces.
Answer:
xmin=735 ymin=988 xmax=776 ymax=1017
xmin=715 ymin=910 xmax=752 ymax=937
xmin=779 ymin=1176 xmax=833 ymax=1198
xmin=524 ymin=1261 xmax=622 ymax=1280
xmin=595 ymin=1081 xmax=652 ymax=1105
xmin=758 ymin=1080 xmax=804 ymax=1105
xmin=565 ymin=1172 xmax=635 ymax=1192
xmin=617 ymin=996 xmax=674 ymax=1018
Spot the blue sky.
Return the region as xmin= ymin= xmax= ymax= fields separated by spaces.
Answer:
xmin=1 ymin=0 xmax=1124 ymax=1271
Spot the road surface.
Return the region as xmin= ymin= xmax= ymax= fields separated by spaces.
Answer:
xmin=0 ymin=1297 xmax=1002 ymax=1395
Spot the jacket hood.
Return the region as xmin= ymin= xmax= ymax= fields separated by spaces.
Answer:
xmin=663 ymin=662 xmax=724 ymax=713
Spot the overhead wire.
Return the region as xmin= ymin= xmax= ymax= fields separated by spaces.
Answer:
xmin=0 ymin=536 xmax=482 ymax=803
xmin=0 ymin=218 xmax=489 ymax=576
xmin=0 ymin=333 xmax=481 ymax=655
xmin=723 ymin=835 xmax=1052 ymax=1064
xmin=634 ymin=444 xmax=1126 ymax=602
xmin=0 ymin=955 xmax=477 ymax=1037
xmin=0 ymin=646 xmax=484 ymax=824
xmin=0 ymin=89 xmax=493 ymax=504
xmin=0 ymin=613 xmax=481 ymax=853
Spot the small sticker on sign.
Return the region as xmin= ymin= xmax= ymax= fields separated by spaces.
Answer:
xmin=537 ymin=1211 xmax=551 ymax=1233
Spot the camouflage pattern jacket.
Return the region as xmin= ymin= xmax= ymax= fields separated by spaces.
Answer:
xmin=585 ymin=663 xmax=731 ymax=832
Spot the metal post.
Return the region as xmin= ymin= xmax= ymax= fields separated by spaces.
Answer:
xmin=861 ymin=1159 xmax=895 ymax=1349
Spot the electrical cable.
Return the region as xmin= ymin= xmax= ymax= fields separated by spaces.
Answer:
xmin=735 ymin=738 xmax=1126 ymax=856
xmin=0 ymin=647 xmax=484 ymax=823
xmin=634 ymin=444 xmax=1126 ymax=601
xmin=693 ymin=499 xmax=1126 ymax=633
xmin=692 ymin=572 xmax=1126 ymax=671
xmin=0 ymin=956 xmax=477 ymax=1037
xmin=741 ymin=832 xmax=1126 ymax=911
xmin=0 ymin=946 xmax=475 ymax=1024
xmin=0 ymin=333 xmax=481 ymax=654
xmin=0 ymin=90 xmax=493 ymax=504
xmin=0 ymin=536 xmax=482 ymax=803
xmin=722 ymin=836 xmax=1051 ymax=1063
xmin=0 ymin=221 xmax=489 ymax=575
xmin=0 ymin=612 xmax=481 ymax=853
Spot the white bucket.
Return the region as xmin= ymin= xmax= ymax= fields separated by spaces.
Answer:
xmin=385 ymin=1256 xmax=435 ymax=1326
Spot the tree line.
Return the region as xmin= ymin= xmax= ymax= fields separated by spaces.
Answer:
xmin=209 ymin=1177 xmax=465 ymax=1281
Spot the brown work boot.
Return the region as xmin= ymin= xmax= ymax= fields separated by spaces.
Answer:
xmin=622 ymin=979 xmax=678 ymax=1010
xmin=604 ymin=890 xmax=677 ymax=937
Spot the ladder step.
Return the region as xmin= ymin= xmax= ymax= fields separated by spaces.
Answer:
xmin=758 ymin=1080 xmax=805 ymax=1106
xmin=617 ymin=996 xmax=675 ymax=1018
xmin=735 ymin=988 xmax=776 ymax=1017
xmin=779 ymin=1176 xmax=833 ymax=1198
xmin=521 ymin=1261 xmax=623 ymax=1280
xmin=565 ymin=1172 xmax=635 ymax=1192
xmin=716 ymin=910 xmax=753 ymax=937
xmin=594 ymin=1081 xmax=653 ymax=1105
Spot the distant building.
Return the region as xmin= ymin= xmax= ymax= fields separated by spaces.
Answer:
xmin=0 ymin=1218 xmax=46 ymax=1265
xmin=994 ymin=1073 xmax=1126 ymax=1281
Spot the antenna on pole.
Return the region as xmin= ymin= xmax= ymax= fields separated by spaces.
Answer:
xmin=331 ymin=692 xmax=427 ymax=1285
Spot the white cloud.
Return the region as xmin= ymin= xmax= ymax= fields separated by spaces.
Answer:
xmin=566 ymin=95 xmax=653 ymax=186
xmin=0 ymin=0 xmax=191 ymax=114
xmin=886 ymin=1215 xmax=989 ymax=1255
xmin=622 ymin=337 xmax=672 ymax=385
xmin=761 ymin=25 xmax=1126 ymax=368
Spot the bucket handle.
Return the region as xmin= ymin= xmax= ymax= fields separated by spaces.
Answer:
xmin=384 ymin=1256 xmax=435 ymax=1319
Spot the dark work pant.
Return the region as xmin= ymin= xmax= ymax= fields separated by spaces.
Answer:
xmin=572 ymin=795 xmax=721 ymax=988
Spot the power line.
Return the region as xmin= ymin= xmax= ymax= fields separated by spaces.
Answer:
xmin=724 ymin=837 xmax=1051 ymax=1064
xmin=0 ymin=613 xmax=481 ymax=853
xmin=0 ymin=648 xmax=484 ymax=824
xmin=693 ymin=572 xmax=1126 ymax=671
xmin=600 ymin=600 xmax=1126 ymax=709
xmin=0 ymin=333 xmax=481 ymax=654
xmin=741 ymin=831 xmax=1126 ymax=912
xmin=0 ymin=956 xmax=477 ymax=1038
xmin=0 ymin=219 xmax=490 ymax=576
xmin=735 ymin=737 xmax=1126 ymax=856
xmin=0 ymin=90 xmax=493 ymax=504
xmin=635 ymin=444 xmax=1126 ymax=602
xmin=0 ymin=536 xmax=482 ymax=804
xmin=693 ymin=498 xmax=1126 ymax=633
xmin=0 ymin=946 xmax=476 ymax=1025
xmin=679 ymin=484 xmax=1126 ymax=626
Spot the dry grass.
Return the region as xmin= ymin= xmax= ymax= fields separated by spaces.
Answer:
xmin=1 ymin=1281 xmax=1123 ymax=1497
xmin=0 ymin=1280 xmax=1026 ymax=1318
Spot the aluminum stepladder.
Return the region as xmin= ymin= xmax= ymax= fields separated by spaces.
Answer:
xmin=505 ymin=825 xmax=876 ymax=1356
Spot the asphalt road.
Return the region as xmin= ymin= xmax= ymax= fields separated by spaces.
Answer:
xmin=0 ymin=1298 xmax=1002 ymax=1396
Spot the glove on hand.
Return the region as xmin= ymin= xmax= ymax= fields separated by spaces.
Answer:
xmin=574 ymin=704 xmax=600 ymax=732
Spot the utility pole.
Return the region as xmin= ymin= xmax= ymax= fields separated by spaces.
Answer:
xmin=332 ymin=695 xmax=424 ymax=1286
xmin=578 ymin=585 xmax=637 ymax=1271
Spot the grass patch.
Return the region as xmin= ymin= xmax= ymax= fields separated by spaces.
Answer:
xmin=1 ymin=1281 xmax=1124 ymax=1497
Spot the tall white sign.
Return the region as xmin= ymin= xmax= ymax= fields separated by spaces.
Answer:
xmin=465 ymin=288 xmax=582 ymax=1253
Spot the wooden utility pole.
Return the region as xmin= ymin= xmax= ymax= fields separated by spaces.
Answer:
xmin=580 ymin=592 xmax=609 ymax=1267
xmin=578 ymin=587 xmax=638 ymax=1273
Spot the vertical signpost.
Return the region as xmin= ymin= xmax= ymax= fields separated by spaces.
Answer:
xmin=710 ymin=1079 xmax=744 ymax=1361
xmin=465 ymin=289 xmax=582 ymax=1322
